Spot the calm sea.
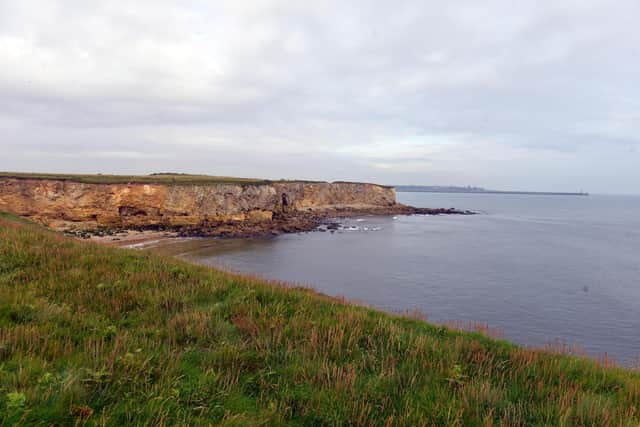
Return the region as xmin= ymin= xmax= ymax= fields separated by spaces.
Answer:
xmin=149 ymin=192 xmax=640 ymax=365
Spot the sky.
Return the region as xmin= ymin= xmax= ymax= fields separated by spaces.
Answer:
xmin=1 ymin=1 xmax=639 ymax=193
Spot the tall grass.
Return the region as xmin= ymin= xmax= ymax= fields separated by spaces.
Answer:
xmin=0 ymin=214 xmax=639 ymax=426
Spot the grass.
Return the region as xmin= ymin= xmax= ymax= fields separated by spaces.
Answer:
xmin=0 ymin=213 xmax=639 ymax=426
xmin=0 ymin=172 xmax=328 ymax=186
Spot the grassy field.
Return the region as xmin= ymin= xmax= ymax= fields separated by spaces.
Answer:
xmin=0 ymin=172 xmax=279 ymax=186
xmin=0 ymin=172 xmax=341 ymax=187
xmin=0 ymin=213 xmax=639 ymax=426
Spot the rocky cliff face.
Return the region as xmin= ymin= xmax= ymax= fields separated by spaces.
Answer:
xmin=0 ymin=178 xmax=396 ymax=230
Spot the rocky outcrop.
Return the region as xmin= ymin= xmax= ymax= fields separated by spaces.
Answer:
xmin=0 ymin=177 xmax=397 ymax=230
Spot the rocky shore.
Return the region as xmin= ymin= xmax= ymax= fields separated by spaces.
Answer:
xmin=176 ymin=205 xmax=474 ymax=238
xmin=0 ymin=173 xmax=474 ymax=242
xmin=66 ymin=205 xmax=474 ymax=242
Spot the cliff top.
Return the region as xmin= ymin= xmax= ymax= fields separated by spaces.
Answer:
xmin=0 ymin=172 xmax=319 ymax=186
xmin=0 ymin=172 xmax=394 ymax=188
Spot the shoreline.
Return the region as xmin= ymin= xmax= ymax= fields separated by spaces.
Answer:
xmin=66 ymin=204 xmax=474 ymax=244
xmin=59 ymin=212 xmax=640 ymax=368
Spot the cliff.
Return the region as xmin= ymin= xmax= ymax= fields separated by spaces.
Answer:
xmin=0 ymin=175 xmax=396 ymax=230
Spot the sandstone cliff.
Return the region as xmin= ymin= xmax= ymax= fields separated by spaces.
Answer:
xmin=0 ymin=177 xmax=396 ymax=230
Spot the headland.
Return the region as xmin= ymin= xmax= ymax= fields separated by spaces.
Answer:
xmin=0 ymin=172 xmax=472 ymax=239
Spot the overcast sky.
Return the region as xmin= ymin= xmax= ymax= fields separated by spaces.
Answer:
xmin=1 ymin=1 xmax=639 ymax=193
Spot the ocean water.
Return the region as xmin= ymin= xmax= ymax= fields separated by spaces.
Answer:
xmin=150 ymin=192 xmax=640 ymax=365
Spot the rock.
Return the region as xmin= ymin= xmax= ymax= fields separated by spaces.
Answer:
xmin=0 ymin=176 xmax=474 ymax=239
xmin=0 ymin=177 xmax=396 ymax=229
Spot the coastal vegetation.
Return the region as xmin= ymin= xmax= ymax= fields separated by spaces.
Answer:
xmin=0 ymin=172 xmax=268 ymax=186
xmin=0 ymin=212 xmax=639 ymax=426
xmin=0 ymin=172 xmax=327 ymax=186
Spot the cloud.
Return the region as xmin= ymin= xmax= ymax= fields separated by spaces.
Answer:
xmin=1 ymin=0 xmax=639 ymax=192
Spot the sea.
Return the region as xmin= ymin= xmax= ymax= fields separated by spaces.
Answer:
xmin=149 ymin=192 xmax=640 ymax=365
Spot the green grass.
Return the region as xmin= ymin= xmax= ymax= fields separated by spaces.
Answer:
xmin=0 ymin=215 xmax=639 ymax=426
xmin=0 ymin=172 xmax=327 ymax=186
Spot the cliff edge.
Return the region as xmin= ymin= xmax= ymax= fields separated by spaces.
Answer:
xmin=0 ymin=174 xmax=395 ymax=230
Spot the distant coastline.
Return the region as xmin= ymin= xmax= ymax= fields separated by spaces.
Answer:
xmin=395 ymin=185 xmax=589 ymax=196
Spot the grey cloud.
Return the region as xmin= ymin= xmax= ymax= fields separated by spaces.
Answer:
xmin=1 ymin=0 xmax=639 ymax=193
